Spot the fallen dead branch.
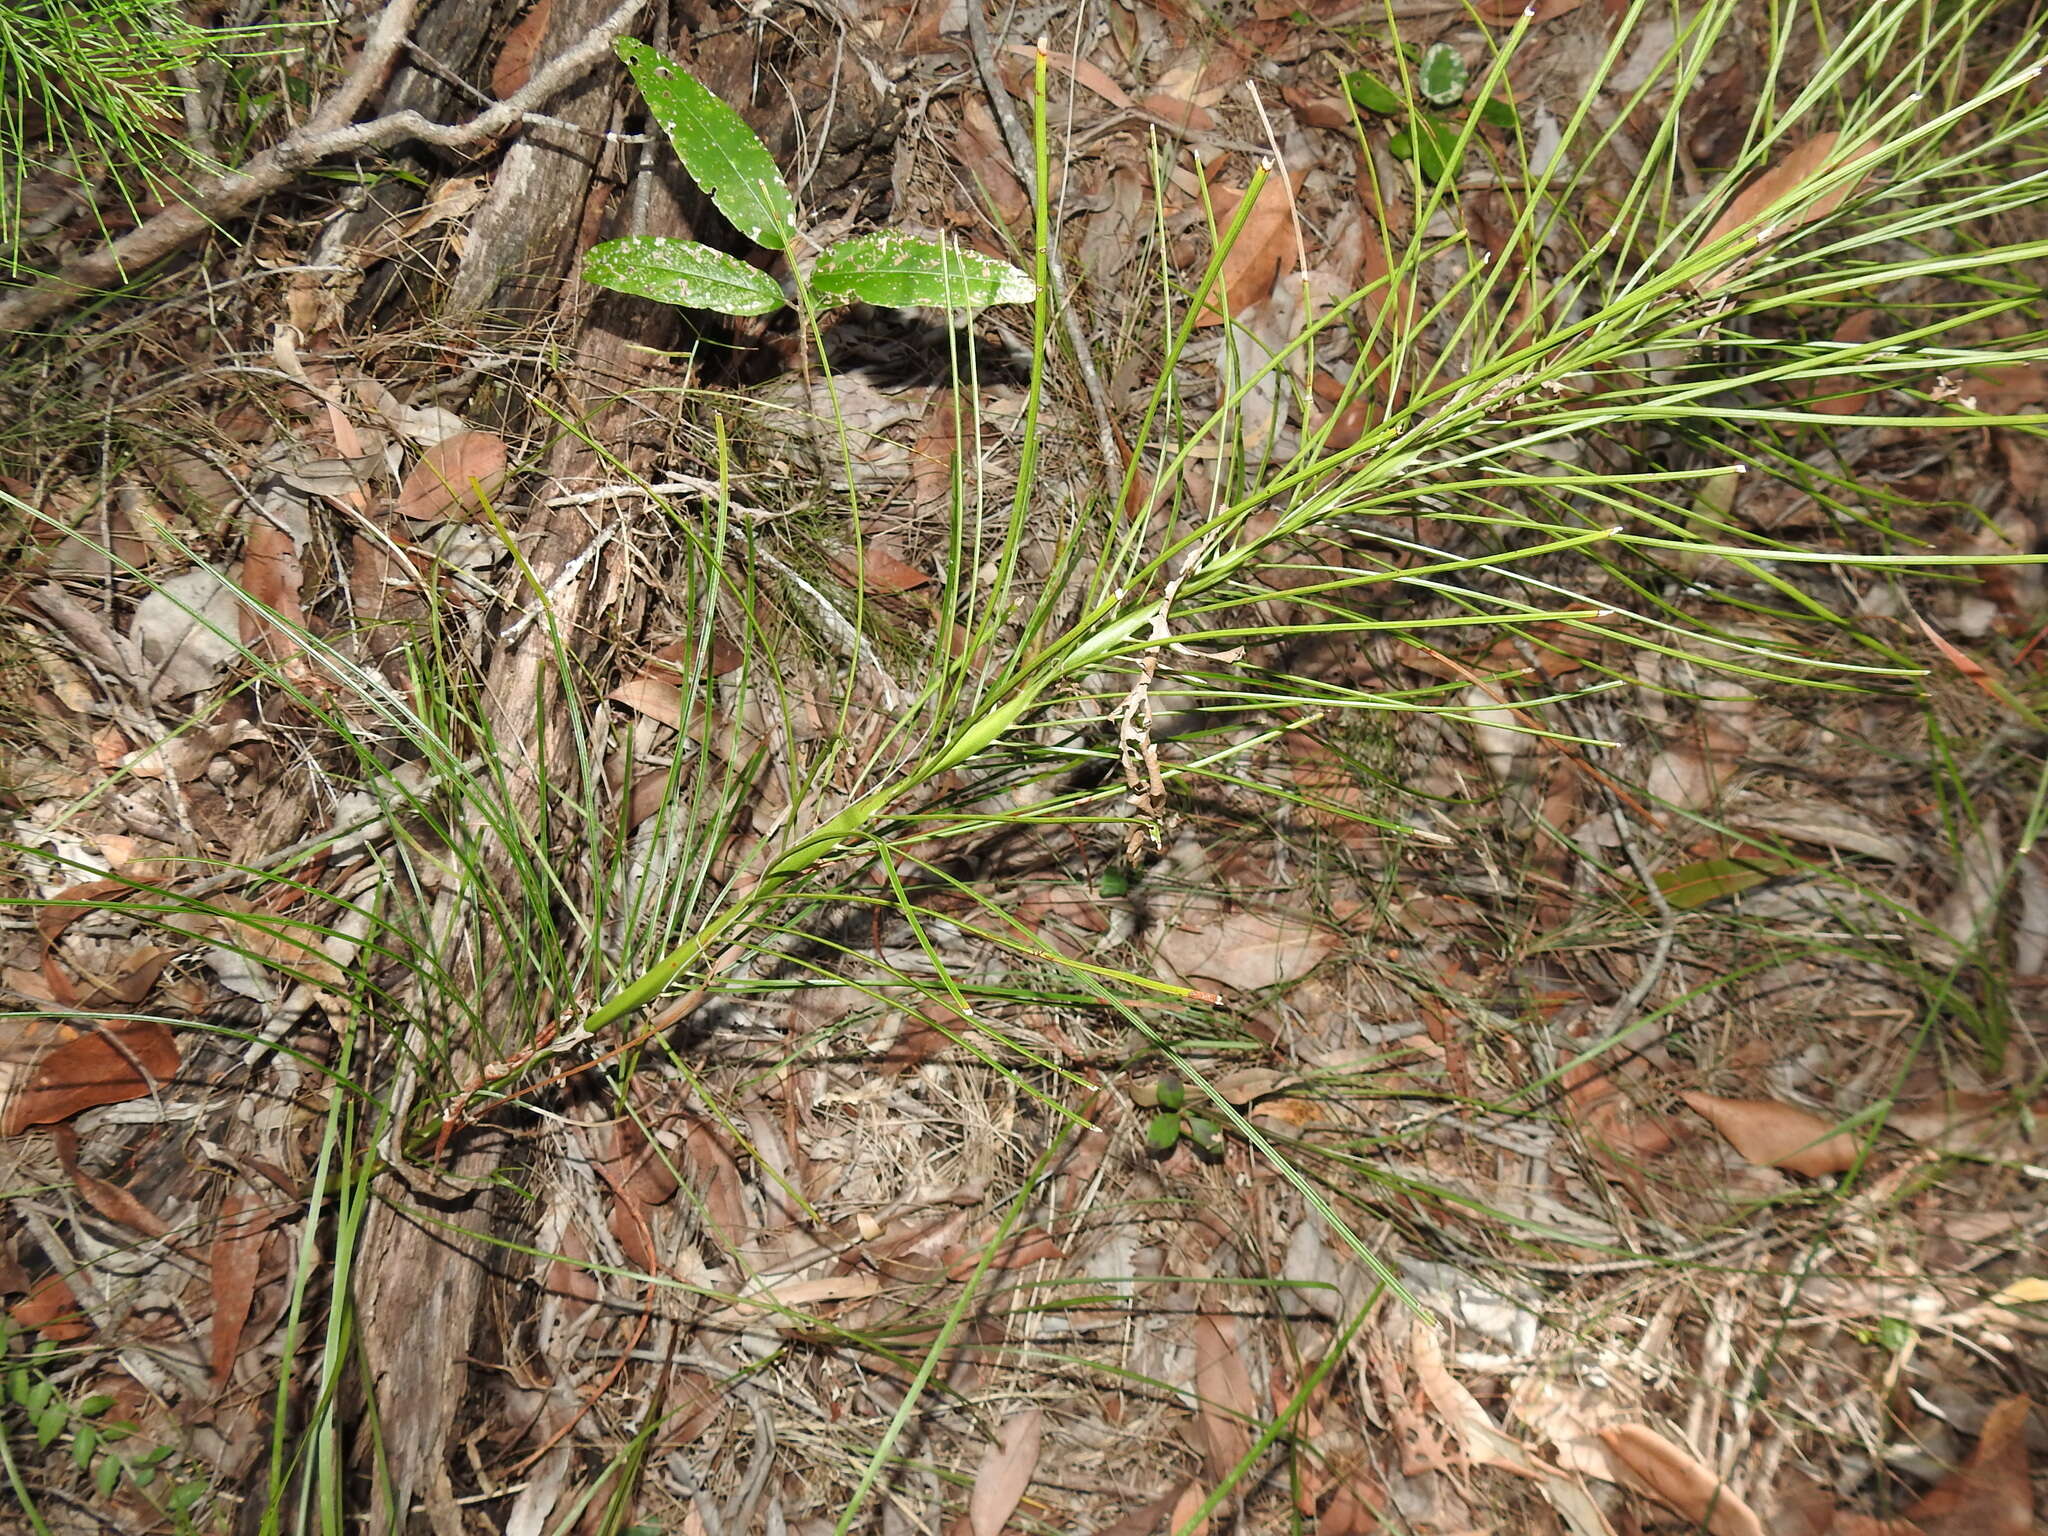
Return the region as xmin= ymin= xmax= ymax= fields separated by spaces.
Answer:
xmin=0 ymin=0 xmax=647 ymax=335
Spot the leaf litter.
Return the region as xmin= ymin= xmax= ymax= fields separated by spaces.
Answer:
xmin=2 ymin=0 xmax=2047 ymax=1533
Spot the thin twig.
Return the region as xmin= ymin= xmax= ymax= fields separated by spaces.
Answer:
xmin=0 ymin=0 xmax=648 ymax=333
xmin=964 ymin=2 xmax=1121 ymax=475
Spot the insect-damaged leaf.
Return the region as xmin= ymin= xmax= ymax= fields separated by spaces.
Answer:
xmin=614 ymin=38 xmax=795 ymax=250
xmin=582 ymin=236 xmax=785 ymax=316
xmin=807 ymin=233 xmax=1035 ymax=311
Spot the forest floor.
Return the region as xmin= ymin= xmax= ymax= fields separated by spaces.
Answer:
xmin=0 ymin=0 xmax=2045 ymax=1533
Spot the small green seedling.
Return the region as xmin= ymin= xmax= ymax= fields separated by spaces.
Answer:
xmin=1343 ymin=42 xmax=1517 ymax=185
xmin=582 ymin=39 xmax=1035 ymax=316
xmin=1138 ymin=1074 xmax=1225 ymax=1159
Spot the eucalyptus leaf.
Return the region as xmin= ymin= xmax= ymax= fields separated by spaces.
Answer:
xmin=582 ymin=236 xmax=785 ymax=316
xmin=614 ymin=38 xmax=796 ymax=250
xmin=1342 ymin=70 xmax=1403 ymax=116
xmin=808 ymin=233 xmax=1034 ymax=310
xmin=1418 ymin=42 xmax=1468 ymax=107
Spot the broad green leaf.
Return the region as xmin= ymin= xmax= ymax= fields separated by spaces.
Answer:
xmin=1418 ymin=43 xmax=1468 ymax=106
xmin=94 ymin=1452 xmax=122 ymax=1500
xmin=35 ymin=1399 xmax=66 ymax=1449
xmin=76 ymin=1394 xmax=116 ymax=1418
xmin=614 ymin=38 xmax=795 ymax=249
xmin=1342 ymin=70 xmax=1403 ymax=115
xmin=1184 ymin=1114 xmax=1225 ymax=1155
xmin=582 ymin=236 xmax=785 ymax=316
xmin=1391 ymin=116 xmax=1461 ymax=183
xmin=1475 ymin=95 xmax=1517 ymax=129
xmin=808 ymin=234 xmax=1035 ymax=311
xmin=1145 ymin=1112 xmax=1183 ymax=1152
xmin=1154 ymin=1074 xmax=1186 ymax=1112
xmin=71 ymin=1424 xmax=97 ymax=1470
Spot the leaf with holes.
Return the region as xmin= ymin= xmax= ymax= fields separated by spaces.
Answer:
xmin=614 ymin=38 xmax=795 ymax=249
xmin=582 ymin=236 xmax=785 ymax=316
xmin=808 ymin=233 xmax=1034 ymax=311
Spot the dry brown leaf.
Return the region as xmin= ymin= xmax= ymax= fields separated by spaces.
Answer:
xmin=491 ymin=0 xmax=553 ymax=97
xmin=1796 ymin=310 xmax=1884 ymax=416
xmin=1907 ymin=1396 xmax=2037 ymax=1536
xmin=1193 ymin=1311 xmax=1256 ymax=1480
xmin=395 ymin=429 xmax=509 ymax=522
xmin=544 ymin=1222 xmax=601 ymax=1305
xmin=679 ymin=1112 xmax=751 ymax=1254
xmin=970 ymin=1408 xmax=1044 ymax=1536
xmin=1888 ymin=1093 xmax=2046 ymax=1159
xmin=1088 ymin=1483 xmax=1190 ymax=1536
xmin=1154 ymin=897 xmax=1336 ymax=993
xmin=831 ymin=539 xmax=931 ymax=593
xmin=608 ymin=675 xmax=688 ymax=729
xmin=944 ymin=1227 xmax=1062 ymax=1281
xmin=50 ymin=1124 xmax=171 ymax=1239
xmin=1958 ymin=361 xmax=2048 ymax=414
xmin=209 ymin=1188 xmax=266 ymax=1387
xmin=1695 ymin=135 xmax=1877 ymax=290
xmin=1196 ymin=173 xmax=1306 ymax=327
xmin=1408 ymin=1320 xmax=1552 ymax=1478
xmin=1011 ymin=43 xmax=1131 ymax=110
xmin=1139 ymin=92 xmax=1216 ymax=131
xmin=954 ymin=99 xmax=1031 ymax=228
xmin=239 ymin=514 xmax=308 ymax=663
xmin=1600 ymin=1424 xmax=1763 ymax=1536
xmin=720 ymin=1273 xmax=880 ymax=1320
xmin=0 ymin=1016 xmax=180 ymax=1135
xmin=1168 ymin=1482 xmax=1211 ymax=1536
xmin=10 ymin=1273 xmax=91 ymax=1341
xmin=1680 ymin=1091 xmax=1860 ymax=1176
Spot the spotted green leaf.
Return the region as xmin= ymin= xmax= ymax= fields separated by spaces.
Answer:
xmin=615 ymin=38 xmax=795 ymax=250
xmin=808 ymin=233 xmax=1035 ymax=311
xmin=1418 ymin=42 xmax=1468 ymax=107
xmin=582 ymin=235 xmax=785 ymax=316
